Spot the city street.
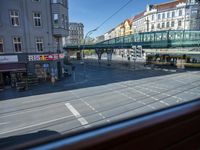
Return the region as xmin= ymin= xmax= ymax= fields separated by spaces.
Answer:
xmin=0 ymin=64 xmax=200 ymax=148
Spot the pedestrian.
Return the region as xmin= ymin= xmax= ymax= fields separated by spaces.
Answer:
xmin=51 ymin=76 xmax=55 ymax=86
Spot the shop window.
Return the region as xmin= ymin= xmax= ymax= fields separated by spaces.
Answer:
xmin=13 ymin=37 xmax=22 ymax=52
xmin=35 ymin=64 xmax=47 ymax=79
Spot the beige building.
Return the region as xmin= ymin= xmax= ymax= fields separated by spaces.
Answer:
xmin=124 ymin=19 xmax=133 ymax=35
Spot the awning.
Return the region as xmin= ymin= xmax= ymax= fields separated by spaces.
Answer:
xmin=0 ymin=63 xmax=26 ymax=72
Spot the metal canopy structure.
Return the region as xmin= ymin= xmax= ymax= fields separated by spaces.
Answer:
xmin=64 ymin=30 xmax=200 ymax=51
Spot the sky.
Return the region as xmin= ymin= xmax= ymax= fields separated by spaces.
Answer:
xmin=69 ymin=0 xmax=170 ymax=37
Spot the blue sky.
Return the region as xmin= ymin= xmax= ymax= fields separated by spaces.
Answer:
xmin=69 ymin=0 xmax=169 ymax=37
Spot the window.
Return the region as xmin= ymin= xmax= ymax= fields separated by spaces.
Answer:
xmin=36 ymin=37 xmax=44 ymax=52
xmin=13 ymin=37 xmax=22 ymax=52
xmin=162 ymin=13 xmax=165 ymax=19
xmin=52 ymin=0 xmax=64 ymax=4
xmin=172 ymin=11 xmax=175 ymax=18
xmin=158 ymin=14 xmax=161 ymax=20
xmin=178 ymin=20 xmax=182 ymax=26
xmin=167 ymin=12 xmax=170 ymax=18
xmin=151 ymin=25 xmax=154 ymax=30
xmin=33 ymin=12 xmax=41 ymax=27
xmin=166 ymin=22 xmax=170 ymax=28
xmin=171 ymin=21 xmax=175 ymax=27
xmin=157 ymin=23 xmax=160 ymax=29
xmin=10 ymin=11 xmax=20 ymax=26
xmin=0 ymin=38 xmax=3 ymax=53
xmin=53 ymin=14 xmax=59 ymax=28
xmin=162 ymin=22 xmax=165 ymax=28
xmin=179 ymin=10 xmax=182 ymax=16
xmin=52 ymin=0 xmax=57 ymax=3
xmin=61 ymin=14 xmax=65 ymax=28
xmin=151 ymin=15 xmax=154 ymax=21
xmin=32 ymin=0 xmax=40 ymax=2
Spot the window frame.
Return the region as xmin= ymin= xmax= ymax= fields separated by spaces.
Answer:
xmin=171 ymin=21 xmax=175 ymax=27
xmin=32 ymin=0 xmax=40 ymax=2
xmin=178 ymin=20 xmax=182 ymax=27
xmin=33 ymin=12 xmax=42 ymax=27
xmin=162 ymin=22 xmax=165 ymax=28
xmin=13 ymin=36 xmax=22 ymax=52
xmin=179 ymin=9 xmax=183 ymax=16
xmin=0 ymin=37 xmax=4 ymax=53
xmin=35 ymin=37 xmax=44 ymax=52
xmin=10 ymin=10 xmax=20 ymax=27
xmin=53 ymin=14 xmax=59 ymax=28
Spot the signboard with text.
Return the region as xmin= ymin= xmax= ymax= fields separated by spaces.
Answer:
xmin=0 ymin=55 xmax=18 ymax=63
xmin=28 ymin=54 xmax=64 ymax=61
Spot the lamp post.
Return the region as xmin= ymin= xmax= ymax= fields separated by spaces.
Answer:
xmin=81 ymin=28 xmax=98 ymax=78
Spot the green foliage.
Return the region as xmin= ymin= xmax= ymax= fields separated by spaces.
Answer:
xmin=83 ymin=50 xmax=95 ymax=55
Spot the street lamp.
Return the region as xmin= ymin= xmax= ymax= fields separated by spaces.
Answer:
xmin=81 ymin=28 xmax=98 ymax=78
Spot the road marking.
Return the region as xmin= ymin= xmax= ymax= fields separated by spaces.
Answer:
xmin=0 ymin=115 xmax=73 ymax=135
xmin=65 ymin=103 xmax=89 ymax=126
xmin=160 ymin=101 xmax=170 ymax=106
xmin=0 ymin=122 xmax=9 ymax=125
xmin=65 ymin=103 xmax=81 ymax=118
xmin=147 ymin=105 xmax=156 ymax=110
xmin=0 ymin=104 xmax=61 ymax=119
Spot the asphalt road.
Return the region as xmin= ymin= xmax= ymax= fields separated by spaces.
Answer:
xmin=0 ymin=64 xmax=200 ymax=148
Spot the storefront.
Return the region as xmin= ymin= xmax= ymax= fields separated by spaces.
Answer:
xmin=0 ymin=55 xmax=27 ymax=89
xmin=28 ymin=53 xmax=64 ymax=80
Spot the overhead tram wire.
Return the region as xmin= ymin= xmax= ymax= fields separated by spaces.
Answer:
xmin=95 ymin=0 xmax=135 ymax=31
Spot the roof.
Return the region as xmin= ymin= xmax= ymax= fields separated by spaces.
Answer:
xmin=153 ymin=0 xmax=186 ymax=11
xmin=133 ymin=11 xmax=145 ymax=21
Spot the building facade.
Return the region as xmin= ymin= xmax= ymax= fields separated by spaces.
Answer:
xmin=133 ymin=0 xmax=199 ymax=33
xmin=0 ymin=0 xmax=69 ymax=88
xmin=103 ymin=0 xmax=199 ymax=40
xmin=67 ymin=22 xmax=84 ymax=45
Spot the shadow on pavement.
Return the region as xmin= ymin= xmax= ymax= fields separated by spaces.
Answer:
xmin=0 ymin=63 xmax=184 ymax=101
xmin=0 ymin=130 xmax=60 ymax=150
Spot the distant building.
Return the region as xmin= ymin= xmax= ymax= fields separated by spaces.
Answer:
xmin=133 ymin=0 xmax=199 ymax=33
xmin=67 ymin=23 xmax=84 ymax=45
xmin=95 ymin=35 xmax=105 ymax=43
xmin=0 ymin=0 xmax=69 ymax=88
xmin=104 ymin=0 xmax=200 ymax=40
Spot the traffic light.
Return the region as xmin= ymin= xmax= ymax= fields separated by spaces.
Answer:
xmin=131 ymin=46 xmax=137 ymax=59
xmin=136 ymin=46 xmax=142 ymax=58
xmin=131 ymin=45 xmax=142 ymax=59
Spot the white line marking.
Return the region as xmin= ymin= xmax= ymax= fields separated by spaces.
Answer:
xmin=0 ymin=122 xmax=9 ymax=125
xmin=65 ymin=103 xmax=89 ymax=126
xmin=0 ymin=104 xmax=60 ymax=119
xmin=65 ymin=103 xmax=81 ymax=118
xmin=0 ymin=115 xmax=73 ymax=135
xmin=160 ymin=101 xmax=170 ymax=106
xmin=78 ymin=118 xmax=88 ymax=125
